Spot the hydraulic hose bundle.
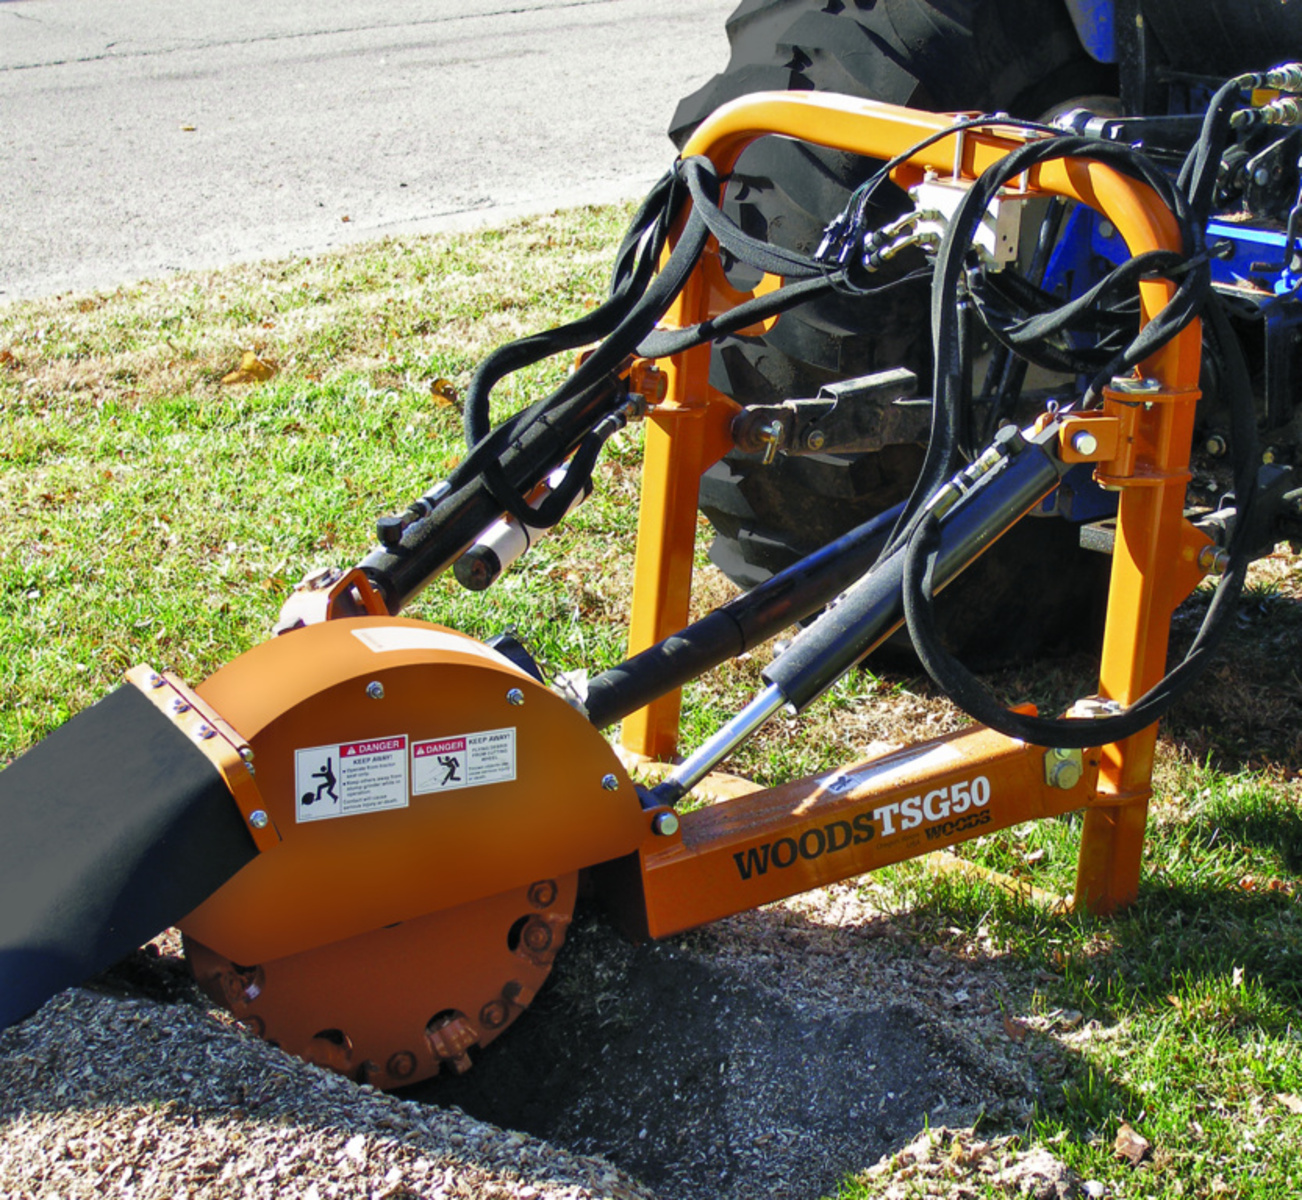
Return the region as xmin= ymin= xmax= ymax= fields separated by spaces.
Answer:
xmin=897 ymin=92 xmax=1263 ymax=748
xmin=372 ymin=74 xmax=1276 ymax=751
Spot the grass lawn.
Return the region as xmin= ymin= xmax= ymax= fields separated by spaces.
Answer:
xmin=3 ymin=205 xmax=1302 ymax=1199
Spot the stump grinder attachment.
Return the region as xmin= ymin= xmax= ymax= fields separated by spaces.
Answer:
xmin=1 ymin=79 xmax=1284 ymax=1087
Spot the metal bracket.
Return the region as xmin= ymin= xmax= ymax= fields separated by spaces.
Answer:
xmin=730 ymin=367 xmax=922 ymax=458
xmin=126 ymin=665 xmax=280 ymax=852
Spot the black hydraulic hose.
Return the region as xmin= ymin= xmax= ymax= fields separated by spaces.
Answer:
xmin=359 ymin=373 xmax=626 ymax=610
xmin=636 ymin=273 xmax=839 ymax=359
xmin=462 ymin=167 xmax=687 ymax=448
xmin=764 ymin=429 xmax=1066 ymax=713
xmin=359 ymin=159 xmax=723 ymax=611
xmin=901 ymin=294 xmax=1259 ymax=748
xmin=888 ymin=133 xmax=1204 ymax=560
xmin=583 ymin=502 xmax=903 ymax=730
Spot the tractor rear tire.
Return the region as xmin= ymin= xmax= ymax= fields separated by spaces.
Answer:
xmin=672 ymin=0 xmax=1117 ymax=666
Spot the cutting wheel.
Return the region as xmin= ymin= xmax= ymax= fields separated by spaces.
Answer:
xmin=186 ymin=872 xmax=577 ymax=1089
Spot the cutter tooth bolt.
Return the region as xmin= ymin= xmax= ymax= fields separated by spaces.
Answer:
xmin=522 ymin=920 xmax=553 ymax=953
xmin=386 ymin=1051 xmax=418 ymax=1080
xmin=366 ymin=681 xmax=385 ymax=700
xmin=479 ymin=1001 xmax=509 ymax=1030
xmin=506 ymin=687 xmax=525 ymax=706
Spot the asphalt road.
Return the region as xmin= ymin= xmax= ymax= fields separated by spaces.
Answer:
xmin=0 ymin=0 xmax=737 ymax=302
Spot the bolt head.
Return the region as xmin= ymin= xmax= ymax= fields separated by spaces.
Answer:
xmin=197 ymin=725 xmax=216 ymax=740
xmin=239 ymin=746 xmax=255 ymax=763
xmin=366 ymin=680 xmax=385 ymax=700
xmin=249 ymin=810 xmax=270 ymax=830
xmin=172 ymin=698 xmax=191 ymax=714
xmin=652 ymin=811 xmax=680 ymax=837
xmin=1071 ymin=429 xmax=1099 ymax=457
xmin=1048 ymin=759 xmax=1083 ymax=790
xmin=507 ymin=687 xmax=526 ymax=706
xmin=150 ymin=674 xmax=166 ymax=689
xmin=601 ymin=773 xmax=620 ymax=792
xmin=805 ymin=429 xmax=827 ymax=451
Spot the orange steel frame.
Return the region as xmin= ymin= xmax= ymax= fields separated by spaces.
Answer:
xmin=615 ymin=92 xmax=1209 ymax=931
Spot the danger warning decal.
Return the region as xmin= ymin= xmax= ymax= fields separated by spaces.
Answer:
xmin=411 ymin=727 xmax=516 ymax=795
xmin=295 ymin=735 xmax=409 ymax=823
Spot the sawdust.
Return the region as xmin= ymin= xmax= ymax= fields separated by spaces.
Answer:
xmin=0 ymin=879 xmax=1085 ymax=1200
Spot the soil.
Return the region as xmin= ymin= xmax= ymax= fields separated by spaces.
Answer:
xmin=412 ymin=887 xmax=1046 ymax=1200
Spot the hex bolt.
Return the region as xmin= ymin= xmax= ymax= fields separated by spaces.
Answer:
xmin=1047 ymin=758 xmax=1083 ymax=790
xmin=249 ymin=810 xmax=270 ymax=830
xmin=601 ymin=773 xmax=620 ymax=792
xmin=506 ymin=687 xmax=525 ymax=706
xmin=1044 ymin=748 xmax=1083 ymax=790
xmin=366 ymin=681 xmax=385 ymax=700
xmin=1070 ymin=429 xmax=1099 ymax=457
xmin=804 ymin=429 xmax=827 ymax=452
xmin=527 ymin=879 xmax=558 ymax=909
xmin=652 ymin=811 xmax=680 ymax=837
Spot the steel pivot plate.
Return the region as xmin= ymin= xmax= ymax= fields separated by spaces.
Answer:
xmin=180 ymin=617 xmax=646 ymax=1088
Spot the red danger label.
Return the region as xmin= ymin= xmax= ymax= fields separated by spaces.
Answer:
xmin=341 ymin=737 xmax=406 ymax=757
xmin=414 ymin=738 xmax=467 ymax=758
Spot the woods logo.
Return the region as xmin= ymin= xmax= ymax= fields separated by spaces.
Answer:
xmin=733 ymin=775 xmax=993 ymax=881
xmin=733 ymin=814 xmax=875 ymax=880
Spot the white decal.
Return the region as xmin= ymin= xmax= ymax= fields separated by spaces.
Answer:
xmin=412 ymin=727 xmax=516 ymax=795
xmin=874 ymin=774 xmax=992 ymax=838
xmin=295 ymin=735 xmax=409 ymax=823
xmin=823 ymin=742 xmax=963 ymax=796
xmin=351 ymin=627 xmax=531 ymax=677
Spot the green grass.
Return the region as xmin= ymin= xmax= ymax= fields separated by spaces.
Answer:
xmin=5 ymin=206 xmax=1302 ymax=1199
xmin=0 ymin=207 xmax=643 ymax=753
xmin=850 ymin=762 xmax=1302 ymax=1198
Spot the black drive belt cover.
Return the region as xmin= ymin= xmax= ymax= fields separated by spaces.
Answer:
xmin=0 ymin=683 xmax=257 ymax=1030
